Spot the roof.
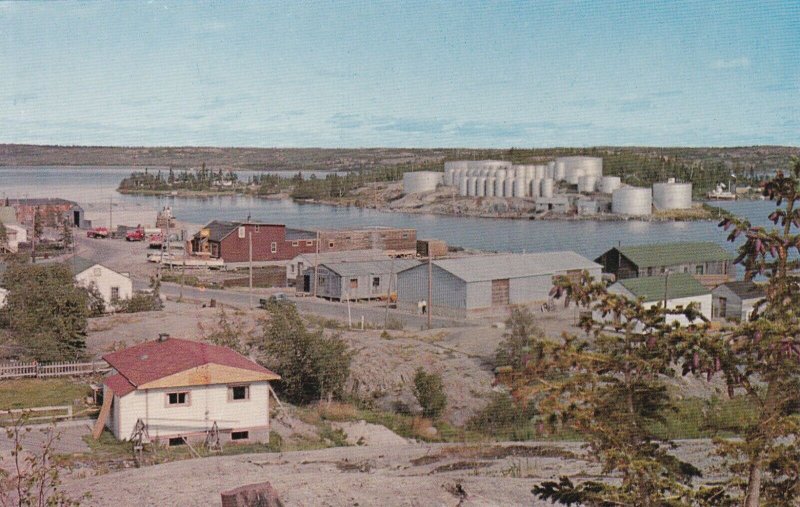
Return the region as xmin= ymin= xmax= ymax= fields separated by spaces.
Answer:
xmin=9 ymin=198 xmax=79 ymax=207
xmin=715 ymin=281 xmax=765 ymax=301
xmin=293 ymin=250 xmax=389 ymax=265
xmin=0 ymin=207 xmax=18 ymax=225
xmin=407 ymin=251 xmax=600 ymax=283
xmin=316 ymin=226 xmax=415 ymax=233
xmin=608 ymin=242 xmax=732 ymax=269
xmin=103 ymin=337 xmax=279 ymax=395
xmin=196 ymin=221 xmax=287 ymax=242
xmin=65 ymin=256 xmax=98 ymax=276
xmin=319 ymin=259 xmax=420 ymax=277
xmin=614 ymin=273 xmax=710 ymax=302
xmin=103 ymin=373 xmax=136 ymax=397
xmin=286 ymin=228 xmax=317 ymax=240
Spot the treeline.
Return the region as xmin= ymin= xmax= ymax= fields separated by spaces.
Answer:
xmin=290 ymin=164 xmax=438 ymax=200
xmin=118 ymin=164 xmax=241 ymax=192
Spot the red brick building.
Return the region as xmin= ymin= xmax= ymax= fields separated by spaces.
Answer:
xmin=9 ymin=198 xmax=85 ymax=227
xmin=190 ymin=221 xmax=316 ymax=264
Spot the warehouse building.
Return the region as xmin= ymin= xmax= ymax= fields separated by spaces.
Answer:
xmin=606 ymin=273 xmax=712 ymax=327
xmin=595 ymin=242 xmax=733 ymax=288
xmin=305 ymin=259 xmax=420 ymax=301
xmin=712 ymin=281 xmax=765 ymax=322
xmin=396 ymin=252 xmax=601 ymax=319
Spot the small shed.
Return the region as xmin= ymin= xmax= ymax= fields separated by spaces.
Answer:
xmin=535 ymin=196 xmax=571 ymax=214
xmin=417 ymin=239 xmax=448 ymax=258
xmin=306 ymin=259 xmax=420 ymax=301
xmin=286 ymin=250 xmax=389 ymax=288
xmin=69 ymin=257 xmax=133 ymax=311
xmin=712 ymin=281 xmax=765 ymax=321
xmin=607 ymin=272 xmax=712 ymax=327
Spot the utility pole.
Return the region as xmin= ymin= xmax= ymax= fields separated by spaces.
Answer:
xmin=427 ymin=254 xmax=433 ymax=330
xmin=663 ymin=269 xmax=671 ymax=316
xmin=313 ymin=230 xmax=320 ymax=298
xmin=384 ymin=256 xmax=395 ymax=330
xmin=109 ymin=196 xmax=113 ymax=235
xmin=248 ymin=228 xmax=254 ymax=309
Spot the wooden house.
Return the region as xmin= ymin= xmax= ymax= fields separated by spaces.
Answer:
xmin=712 ymin=281 xmax=765 ymax=321
xmin=306 ymin=259 xmax=420 ymax=300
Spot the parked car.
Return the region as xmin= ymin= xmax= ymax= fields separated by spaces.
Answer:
xmin=86 ymin=227 xmax=109 ymax=239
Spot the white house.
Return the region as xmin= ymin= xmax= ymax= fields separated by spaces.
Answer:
xmin=606 ymin=272 xmax=712 ymax=327
xmin=712 ymin=281 xmax=765 ymax=321
xmin=98 ymin=336 xmax=280 ymax=445
xmin=2 ymin=224 xmax=27 ymax=253
xmin=286 ymin=249 xmax=389 ymax=288
xmin=70 ymin=257 xmax=132 ymax=311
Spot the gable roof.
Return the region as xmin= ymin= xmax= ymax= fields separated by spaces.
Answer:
xmin=65 ymin=256 xmax=99 ymax=276
xmin=103 ymin=337 xmax=278 ymax=396
xmin=197 ymin=221 xmax=288 ymax=242
xmin=608 ymin=242 xmax=732 ymax=269
xmin=286 ymin=228 xmax=316 ymax=240
xmin=0 ymin=207 xmax=18 ymax=225
xmin=614 ymin=273 xmax=710 ymax=302
xmin=320 ymin=259 xmax=420 ymax=277
xmin=409 ymin=251 xmax=600 ymax=283
xmin=715 ymin=281 xmax=765 ymax=301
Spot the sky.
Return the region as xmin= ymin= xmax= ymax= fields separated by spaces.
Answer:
xmin=1 ymin=1 xmax=798 ymax=148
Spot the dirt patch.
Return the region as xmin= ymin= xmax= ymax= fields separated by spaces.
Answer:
xmin=431 ymin=461 xmax=493 ymax=474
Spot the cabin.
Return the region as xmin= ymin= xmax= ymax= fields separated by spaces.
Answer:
xmin=396 ymin=251 xmax=601 ymax=319
xmin=712 ymin=281 xmax=765 ymax=321
xmin=595 ymin=242 xmax=733 ymax=288
xmin=606 ymin=273 xmax=712 ymax=327
xmin=189 ymin=221 xmax=316 ymax=266
xmin=306 ymin=259 xmax=420 ymax=300
xmin=98 ymin=336 xmax=280 ymax=445
xmin=286 ymin=250 xmax=389 ymax=288
xmin=69 ymin=257 xmax=133 ymax=311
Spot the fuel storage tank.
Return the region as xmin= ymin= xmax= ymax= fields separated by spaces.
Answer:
xmin=557 ymin=156 xmax=603 ymax=184
xmin=652 ymin=179 xmax=692 ymax=210
xmin=541 ymin=178 xmax=554 ymax=198
xmin=578 ymin=175 xmax=598 ymax=193
xmin=402 ymin=171 xmax=442 ymax=194
xmin=599 ymin=176 xmax=622 ymax=194
xmin=612 ymin=187 xmax=652 ymax=216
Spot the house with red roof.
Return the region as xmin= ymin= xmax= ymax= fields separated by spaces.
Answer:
xmin=99 ymin=335 xmax=280 ymax=445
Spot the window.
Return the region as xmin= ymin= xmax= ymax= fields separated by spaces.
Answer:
xmin=306 ymin=240 xmax=313 ymax=246
xmin=696 ymin=265 xmax=704 ymax=275
xmin=238 ymin=226 xmax=245 ymax=239
xmin=228 ymin=385 xmax=249 ymax=401
xmin=350 ymin=278 xmax=359 ymax=289
xmin=110 ymin=286 xmax=120 ymax=300
xmin=402 ymin=233 xmax=408 ymax=239
xmin=329 ymin=241 xmax=334 ymax=248
xmin=167 ymin=392 xmax=189 ymax=406
xmin=168 ymin=437 xmax=186 ymax=447
xmin=93 ymin=267 xmax=102 ymax=276
xmin=271 ymin=242 xmax=277 ymax=253
xmin=372 ymin=276 xmax=380 ymax=288
xmin=291 ymin=265 xmax=295 ymax=273
xmin=255 ymin=225 xmax=260 ymax=232
xmin=318 ymin=275 xmax=326 ymax=286
xmin=231 ymin=431 xmax=249 ymax=441
xmin=292 ymin=240 xmax=299 ymax=247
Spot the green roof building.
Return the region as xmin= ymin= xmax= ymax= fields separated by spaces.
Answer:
xmin=607 ymin=272 xmax=713 ymax=325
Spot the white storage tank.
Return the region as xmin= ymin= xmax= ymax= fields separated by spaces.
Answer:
xmin=566 ymin=168 xmax=584 ymax=185
xmin=513 ymin=177 xmax=527 ymax=198
xmin=530 ymin=178 xmax=541 ymax=198
xmin=486 ymin=177 xmax=496 ymax=197
xmin=578 ymin=175 xmax=598 ymax=193
xmin=464 ymin=176 xmax=475 ymax=196
xmin=600 ymin=176 xmax=622 ymax=194
xmin=554 ymin=161 xmax=566 ymax=181
xmin=612 ymin=187 xmax=652 ymax=216
xmin=476 ymin=177 xmax=487 ymax=197
xmin=534 ymin=165 xmax=546 ymax=179
xmin=494 ymin=177 xmax=505 ymax=197
xmin=459 ymin=177 xmax=469 ymax=196
xmin=547 ymin=161 xmax=555 ymax=179
xmin=541 ymin=178 xmax=555 ymax=198
xmin=653 ymin=179 xmax=693 ymax=210
xmin=557 ymin=156 xmax=603 ymax=179
xmin=503 ymin=178 xmax=514 ymax=198
xmin=403 ymin=171 xmax=442 ymax=194
xmin=495 ymin=168 xmax=507 ymax=180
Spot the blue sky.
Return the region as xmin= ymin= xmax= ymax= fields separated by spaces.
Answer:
xmin=1 ymin=1 xmax=798 ymax=148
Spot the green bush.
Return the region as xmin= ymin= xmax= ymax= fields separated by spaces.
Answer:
xmin=467 ymin=392 xmax=538 ymax=439
xmin=412 ymin=368 xmax=447 ymax=419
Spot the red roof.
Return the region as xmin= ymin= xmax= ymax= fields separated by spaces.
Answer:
xmin=102 ymin=337 xmax=278 ymax=394
xmin=103 ymin=373 xmax=136 ymax=397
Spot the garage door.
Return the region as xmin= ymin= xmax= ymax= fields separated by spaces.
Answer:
xmin=491 ymin=279 xmax=510 ymax=306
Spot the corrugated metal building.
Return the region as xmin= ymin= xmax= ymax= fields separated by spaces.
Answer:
xmin=306 ymin=259 xmax=420 ymax=301
xmin=396 ymin=252 xmax=602 ymax=318
xmin=607 ymin=273 xmax=712 ymax=327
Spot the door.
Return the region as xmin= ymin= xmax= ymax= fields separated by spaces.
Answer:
xmin=716 ymin=297 xmax=727 ymax=318
xmin=303 ymin=274 xmax=311 ymax=293
xmin=491 ymin=279 xmax=510 ymax=306
xmin=73 ymin=210 xmax=80 ymax=226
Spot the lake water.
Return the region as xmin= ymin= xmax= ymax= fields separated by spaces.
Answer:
xmin=0 ymin=166 xmax=778 ymax=260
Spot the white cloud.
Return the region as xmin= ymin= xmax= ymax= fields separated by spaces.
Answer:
xmin=711 ymin=57 xmax=751 ymax=70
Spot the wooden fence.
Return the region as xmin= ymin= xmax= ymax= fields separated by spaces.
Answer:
xmin=0 ymin=405 xmax=74 ymax=423
xmin=0 ymin=360 xmax=110 ymax=380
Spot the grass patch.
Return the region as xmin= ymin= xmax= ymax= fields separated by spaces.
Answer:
xmin=0 ymin=378 xmax=93 ymax=414
xmin=650 ymin=396 xmax=757 ymax=440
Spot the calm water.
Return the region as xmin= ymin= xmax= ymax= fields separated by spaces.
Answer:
xmin=0 ymin=166 xmax=778 ymax=260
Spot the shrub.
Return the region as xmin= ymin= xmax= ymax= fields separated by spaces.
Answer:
xmin=467 ymin=392 xmax=538 ymax=438
xmin=412 ymin=368 xmax=447 ymax=419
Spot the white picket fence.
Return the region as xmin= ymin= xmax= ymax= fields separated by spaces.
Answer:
xmin=0 ymin=360 xmax=110 ymax=380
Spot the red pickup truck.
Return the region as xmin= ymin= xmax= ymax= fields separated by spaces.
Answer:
xmin=86 ymin=227 xmax=109 ymax=239
xmin=125 ymin=228 xmax=145 ymax=241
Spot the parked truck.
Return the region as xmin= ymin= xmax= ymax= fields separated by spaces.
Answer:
xmin=125 ymin=228 xmax=145 ymax=242
xmin=86 ymin=227 xmax=109 ymax=239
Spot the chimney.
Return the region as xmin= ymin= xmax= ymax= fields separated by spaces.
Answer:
xmin=158 ymin=333 xmax=170 ymax=342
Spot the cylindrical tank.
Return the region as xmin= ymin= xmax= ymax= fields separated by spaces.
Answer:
xmin=652 ymin=181 xmax=693 ymax=210
xmin=486 ymin=177 xmax=496 ymax=197
xmin=541 ymin=178 xmax=554 ymax=198
xmin=534 ymin=165 xmax=545 ymax=179
xmin=503 ymin=178 xmax=514 ymax=198
xmin=530 ymin=178 xmax=542 ymax=198
xmin=513 ymin=177 xmax=527 ymax=198
xmin=612 ymin=187 xmax=652 ymax=216
xmin=403 ymin=171 xmax=442 ymax=194
xmin=557 ymin=156 xmax=603 ymax=181
xmin=547 ymin=161 xmax=555 ymax=179
xmin=494 ymin=177 xmax=505 ymax=197
xmin=525 ymin=166 xmax=535 ymax=179
xmin=476 ymin=177 xmax=487 ymax=197
xmin=578 ymin=175 xmax=598 ymax=193
xmin=464 ymin=176 xmax=475 ymax=196
xmin=459 ymin=177 xmax=469 ymax=196
xmin=566 ymin=168 xmax=584 ymax=185
xmin=554 ymin=161 xmax=566 ymax=181
xmin=495 ymin=168 xmax=507 ymax=180
xmin=600 ymin=176 xmax=622 ymax=194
